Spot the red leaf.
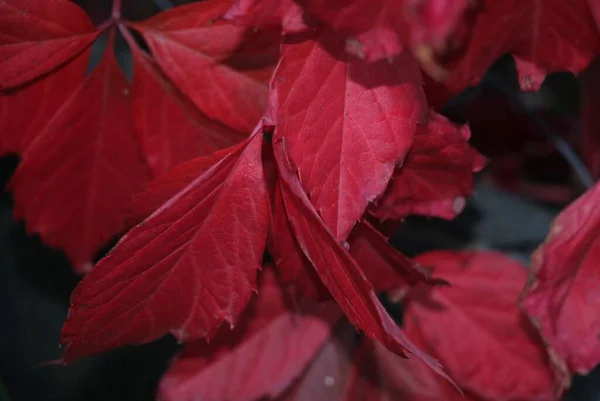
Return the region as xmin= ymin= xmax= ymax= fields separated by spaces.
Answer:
xmin=272 ymin=138 xmax=451 ymax=380
xmin=277 ymin=322 xmax=466 ymax=401
xmin=521 ymin=182 xmax=600 ymax=375
xmin=159 ymin=268 xmax=340 ymax=401
xmin=8 ymin=39 xmax=148 ymax=272
xmin=125 ymin=32 xmax=246 ymax=177
xmin=405 ymin=251 xmax=561 ymax=400
xmin=445 ymin=0 xmax=600 ymax=92
xmin=371 ymin=111 xmax=485 ymax=220
xmin=0 ymin=0 xmax=98 ymax=88
xmin=125 ymin=146 xmax=235 ymax=226
xmin=270 ymin=27 xmax=426 ymax=240
xmin=297 ymin=0 xmax=469 ymax=61
xmin=224 ymin=0 xmax=308 ymax=33
xmin=129 ymin=0 xmax=278 ymax=133
xmin=269 ymin=182 xmax=328 ymax=300
xmin=61 ymin=132 xmax=269 ymax=361
xmin=348 ymin=221 xmax=438 ymax=292
xmin=0 ymin=44 xmax=89 ymax=156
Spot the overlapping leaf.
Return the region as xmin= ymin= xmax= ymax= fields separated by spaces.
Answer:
xmin=445 ymin=0 xmax=600 ymax=92
xmin=521 ymin=182 xmax=600 ymax=375
xmin=405 ymin=251 xmax=560 ymax=400
xmin=371 ymin=111 xmax=485 ymax=220
xmin=272 ymin=138 xmax=450 ymax=379
xmin=129 ymin=0 xmax=279 ymax=134
xmin=0 ymin=44 xmax=89 ymax=156
xmin=126 ymin=33 xmax=246 ymax=177
xmin=0 ymin=0 xmax=99 ymax=88
xmin=224 ymin=0 xmax=308 ymax=33
xmin=61 ymin=133 xmax=269 ymax=361
xmin=8 ymin=40 xmax=149 ymax=272
xmin=159 ymin=268 xmax=340 ymax=401
xmin=297 ymin=0 xmax=470 ymax=61
xmin=271 ymin=26 xmax=427 ymax=241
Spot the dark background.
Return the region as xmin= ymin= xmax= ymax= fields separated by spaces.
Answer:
xmin=1 ymin=1 xmax=600 ymax=400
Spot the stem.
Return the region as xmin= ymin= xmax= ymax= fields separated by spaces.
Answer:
xmin=118 ymin=22 xmax=137 ymax=50
xmin=112 ymin=0 xmax=122 ymax=20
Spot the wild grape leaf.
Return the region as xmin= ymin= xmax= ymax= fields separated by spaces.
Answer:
xmin=224 ymin=0 xmax=308 ymax=33
xmin=61 ymin=133 xmax=269 ymax=361
xmin=521 ymin=182 xmax=600 ymax=375
xmin=445 ymin=0 xmax=600 ymax=92
xmin=125 ymin=146 xmax=235 ymax=226
xmin=271 ymin=27 xmax=427 ymax=241
xmin=277 ymin=321 xmax=467 ymax=401
xmin=348 ymin=221 xmax=438 ymax=292
xmin=269 ymin=182 xmax=327 ymax=300
xmin=159 ymin=268 xmax=340 ymax=401
xmin=297 ymin=0 xmax=470 ymax=61
xmin=0 ymin=0 xmax=98 ymax=88
xmin=405 ymin=251 xmax=560 ymax=400
xmin=129 ymin=0 xmax=279 ymax=133
xmin=0 ymin=44 xmax=89 ymax=156
xmin=371 ymin=111 xmax=485 ymax=220
xmin=7 ymin=39 xmax=148 ymax=272
xmin=272 ymin=138 xmax=450 ymax=379
xmin=126 ymin=34 xmax=246 ymax=177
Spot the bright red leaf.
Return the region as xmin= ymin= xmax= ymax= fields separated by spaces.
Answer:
xmin=159 ymin=268 xmax=340 ymax=401
xmin=0 ymin=0 xmax=98 ymax=88
xmin=521 ymin=182 xmax=600 ymax=375
xmin=129 ymin=0 xmax=279 ymax=134
xmin=405 ymin=251 xmax=560 ymax=400
xmin=270 ymin=26 xmax=427 ymax=241
xmin=371 ymin=111 xmax=485 ymax=220
xmin=224 ymin=0 xmax=308 ymax=33
xmin=272 ymin=138 xmax=450 ymax=380
xmin=124 ymin=31 xmax=246 ymax=177
xmin=8 ymin=39 xmax=148 ymax=272
xmin=61 ymin=133 xmax=269 ymax=361
xmin=445 ymin=0 xmax=600 ymax=92
xmin=0 ymin=44 xmax=89 ymax=156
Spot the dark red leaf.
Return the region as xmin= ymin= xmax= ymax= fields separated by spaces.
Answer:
xmin=272 ymin=138 xmax=451 ymax=380
xmin=125 ymin=32 xmax=246 ymax=177
xmin=125 ymin=146 xmax=235 ymax=226
xmin=445 ymin=0 xmax=600 ymax=92
xmin=61 ymin=132 xmax=269 ymax=361
xmin=348 ymin=221 xmax=438 ymax=293
xmin=405 ymin=251 xmax=561 ymax=400
xmin=0 ymin=44 xmax=89 ymax=156
xmin=0 ymin=0 xmax=98 ymax=88
xmin=8 ymin=39 xmax=148 ymax=272
xmin=269 ymin=182 xmax=328 ymax=300
xmin=297 ymin=0 xmax=469 ymax=61
xmin=224 ymin=0 xmax=308 ymax=33
xmin=371 ymin=111 xmax=485 ymax=220
xmin=129 ymin=0 xmax=278 ymax=133
xmin=270 ymin=27 xmax=426 ymax=241
xmin=277 ymin=322 xmax=466 ymax=401
xmin=521 ymin=182 xmax=600 ymax=375
xmin=159 ymin=268 xmax=340 ymax=401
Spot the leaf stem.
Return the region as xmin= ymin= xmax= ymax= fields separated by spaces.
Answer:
xmin=112 ymin=0 xmax=122 ymax=20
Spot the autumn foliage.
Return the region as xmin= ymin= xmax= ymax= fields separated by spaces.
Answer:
xmin=1 ymin=0 xmax=600 ymax=400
